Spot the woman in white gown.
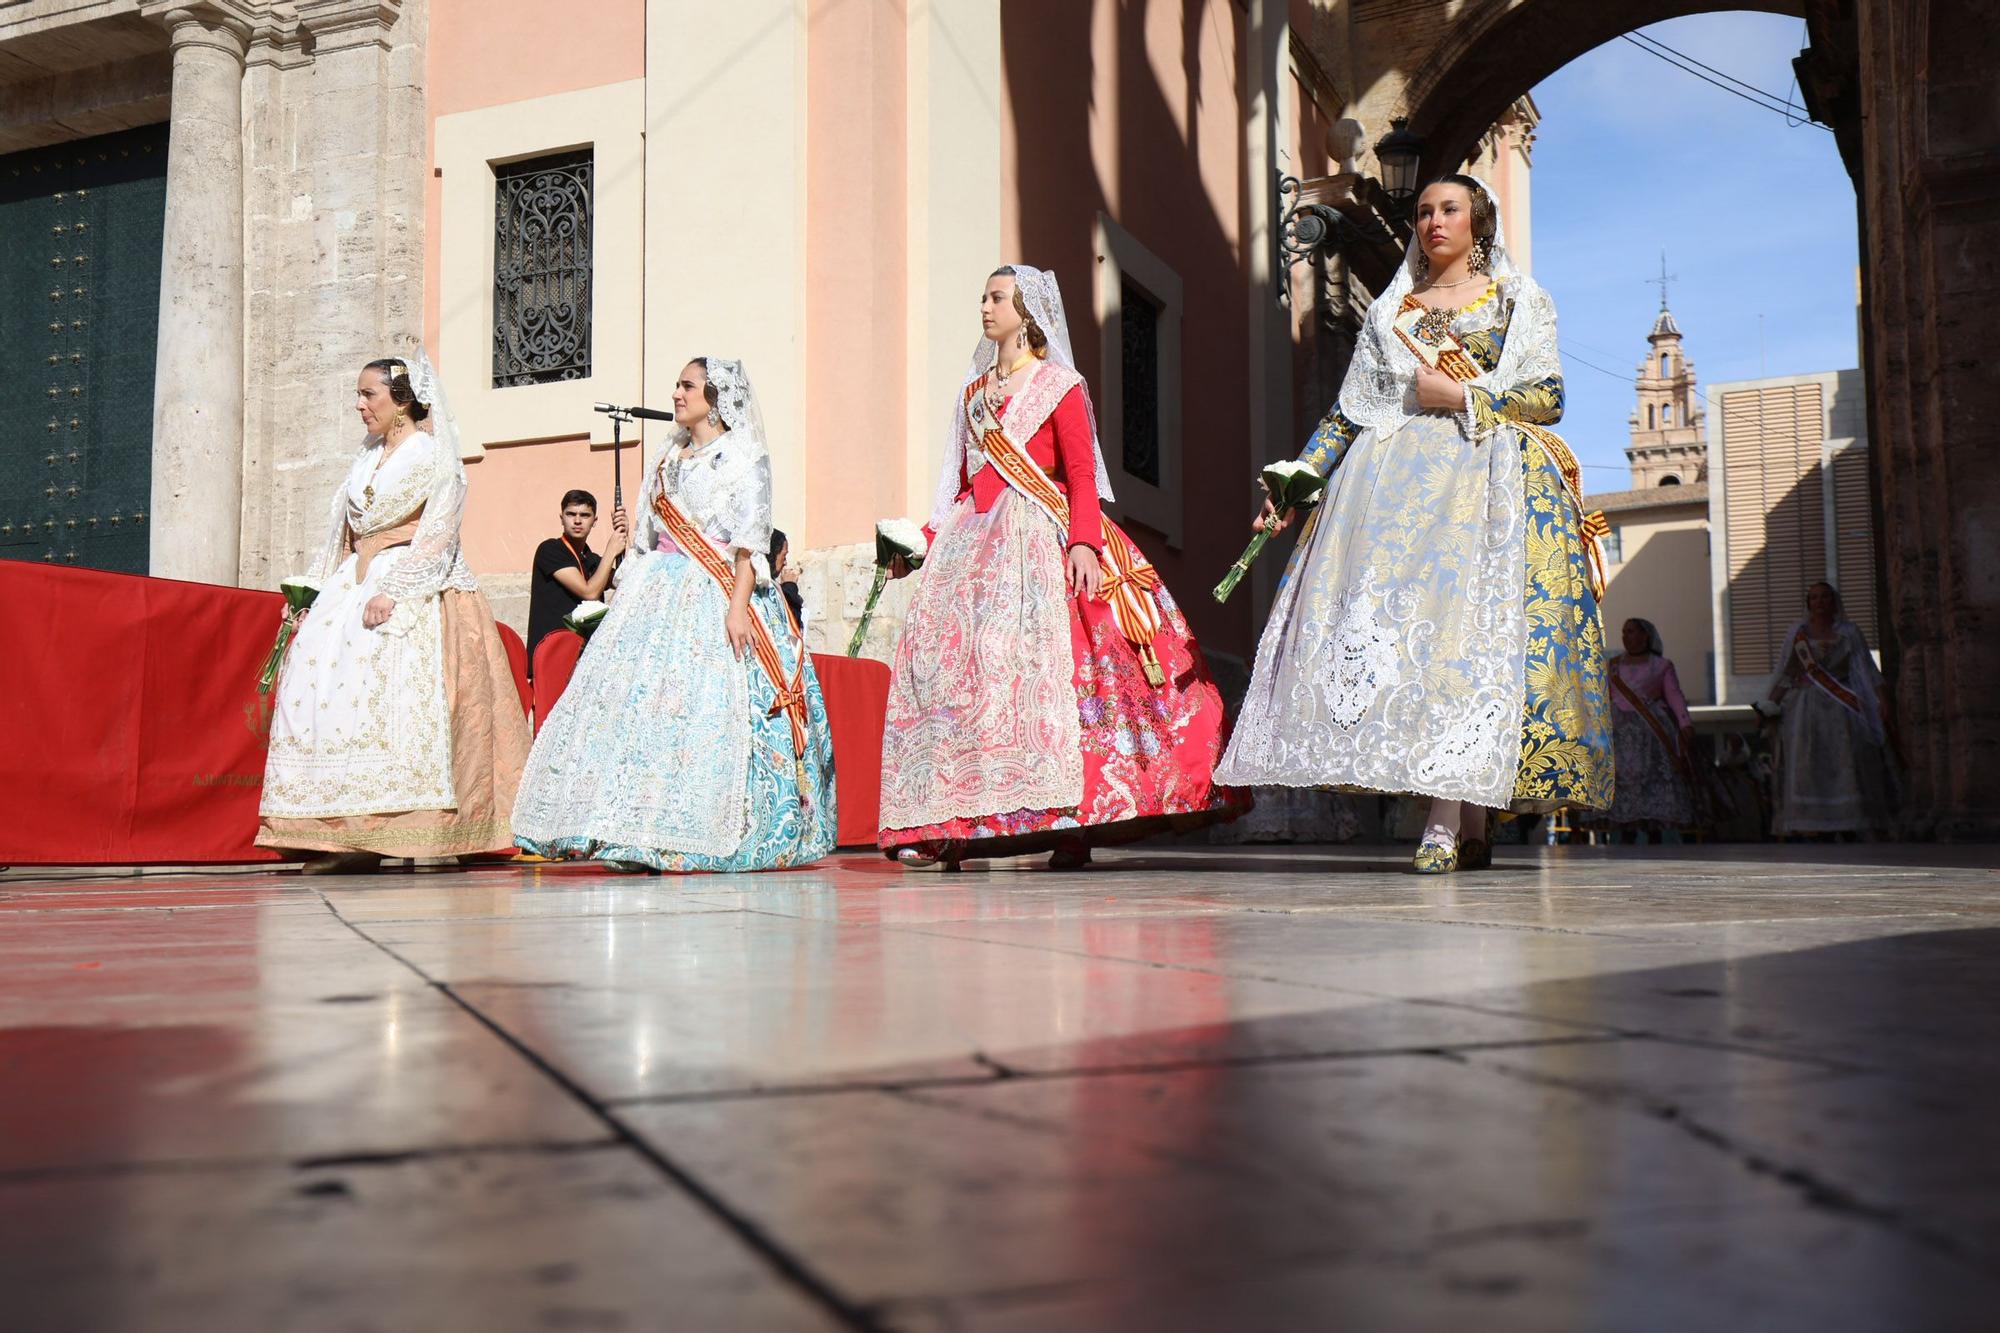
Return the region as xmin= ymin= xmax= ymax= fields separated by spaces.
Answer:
xmin=258 ymin=353 xmax=531 ymax=870
xmin=1764 ymin=582 xmax=1897 ymax=837
xmin=1216 ymin=176 xmax=1614 ymax=872
xmin=511 ymin=357 xmax=837 ymax=872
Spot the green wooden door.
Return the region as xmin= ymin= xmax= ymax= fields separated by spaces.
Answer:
xmin=0 ymin=123 xmax=168 ymax=573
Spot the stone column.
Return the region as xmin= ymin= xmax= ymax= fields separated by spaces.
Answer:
xmin=144 ymin=3 xmax=250 ymax=585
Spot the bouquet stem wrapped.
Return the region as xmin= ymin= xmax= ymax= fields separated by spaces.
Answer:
xmin=1213 ymin=462 xmax=1328 ymax=604
xmin=847 ymin=518 xmax=928 ymax=656
xmin=257 ymin=575 xmax=321 ymax=695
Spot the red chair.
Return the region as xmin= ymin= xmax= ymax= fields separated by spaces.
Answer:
xmin=492 ymin=622 xmax=533 ymax=717
xmin=531 ymin=630 xmax=585 ymax=732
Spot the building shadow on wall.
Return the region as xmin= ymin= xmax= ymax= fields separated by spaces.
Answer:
xmin=1601 ymin=521 xmax=1715 ymax=699
xmin=999 ymin=0 xmax=1259 ymax=650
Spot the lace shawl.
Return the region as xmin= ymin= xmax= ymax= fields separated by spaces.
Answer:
xmin=1337 ymin=178 xmax=1561 ymax=443
xmin=310 ymin=433 xmax=479 ymax=600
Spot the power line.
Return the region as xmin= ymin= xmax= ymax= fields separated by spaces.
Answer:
xmin=1619 ymin=31 xmax=1834 ymax=133
xmin=1561 ymin=346 xmax=1638 ymax=385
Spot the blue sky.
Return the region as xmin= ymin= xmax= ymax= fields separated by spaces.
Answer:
xmin=1528 ymin=11 xmax=1861 ymax=491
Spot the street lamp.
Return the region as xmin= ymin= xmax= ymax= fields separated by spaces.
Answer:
xmin=1374 ymin=118 xmax=1424 ymax=208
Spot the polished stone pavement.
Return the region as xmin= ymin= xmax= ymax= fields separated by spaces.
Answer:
xmin=4 ymin=844 xmax=1999 ymax=1331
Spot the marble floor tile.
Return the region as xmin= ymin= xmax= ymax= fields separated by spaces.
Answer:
xmin=3 ymin=843 xmax=1996 ymax=1329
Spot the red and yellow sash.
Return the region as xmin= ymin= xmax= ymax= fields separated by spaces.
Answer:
xmin=1430 ymin=349 xmax=1610 ymax=601
xmin=1792 ymin=634 xmax=1866 ymax=718
xmin=651 ymin=484 xmax=811 ymax=767
xmin=966 ymin=378 xmax=1168 ymax=687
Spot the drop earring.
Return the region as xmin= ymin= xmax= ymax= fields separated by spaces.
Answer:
xmin=706 ymin=407 xmax=722 ymax=428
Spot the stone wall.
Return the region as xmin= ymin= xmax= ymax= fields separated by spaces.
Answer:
xmin=239 ymin=0 xmax=428 ymax=590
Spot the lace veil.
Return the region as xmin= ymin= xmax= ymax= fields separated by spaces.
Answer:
xmin=1336 ymin=176 xmax=1560 ymax=438
xmin=928 ymin=264 xmax=1115 ymax=531
xmin=311 ymin=347 xmax=478 ymax=605
xmin=630 ymin=356 xmax=775 ymax=579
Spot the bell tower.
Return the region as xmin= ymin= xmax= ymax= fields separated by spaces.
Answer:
xmin=1626 ymin=255 xmax=1706 ymax=487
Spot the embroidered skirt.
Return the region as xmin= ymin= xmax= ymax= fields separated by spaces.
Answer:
xmin=257 ymin=547 xmax=529 ymax=857
xmin=511 ymin=551 xmax=837 ymax=872
xmin=879 ymin=492 xmax=1244 ymax=858
xmin=1216 ymin=416 xmax=1613 ymax=813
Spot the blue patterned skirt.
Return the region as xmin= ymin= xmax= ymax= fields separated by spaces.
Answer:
xmin=511 ymin=551 xmax=837 ymax=872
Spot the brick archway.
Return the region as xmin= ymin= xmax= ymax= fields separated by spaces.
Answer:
xmin=1398 ymin=0 xmax=1808 ymax=173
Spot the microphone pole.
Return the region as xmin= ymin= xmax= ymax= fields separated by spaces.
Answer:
xmin=592 ymin=403 xmax=678 ymax=517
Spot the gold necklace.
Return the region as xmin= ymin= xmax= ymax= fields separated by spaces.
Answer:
xmin=362 ymin=433 xmax=407 ymax=505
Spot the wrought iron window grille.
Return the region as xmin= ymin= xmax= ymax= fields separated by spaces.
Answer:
xmin=493 ymin=148 xmax=594 ymax=388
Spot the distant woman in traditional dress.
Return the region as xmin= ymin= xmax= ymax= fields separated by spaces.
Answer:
xmin=258 ymin=353 xmax=531 ymax=872
xmin=877 ymin=265 xmax=1243 ymax=870
xmin=1764 ymin=581 xmax=1896 ymax=837
xmin=1216 ymin=175 xmax=1615 ymax=872
xmin=1588 ymin=618 xmax=1696 ymax=841
xmin=511 ymin=357 xmax=837 ymax=872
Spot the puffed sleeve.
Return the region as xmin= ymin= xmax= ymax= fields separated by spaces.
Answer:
xmin=376 ymin=444 xmax=466 ymax=602
xmin=1661 ymin=658 xmax=1693 ymax=730
xmin=718 ymin=443 xmax=775 ymax=568
xmin=1049 ymin=384 xmax=1103 ymax=553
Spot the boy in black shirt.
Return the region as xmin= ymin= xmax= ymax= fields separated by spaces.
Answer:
xmin=526 ymin=489 xmax=626 ymax=675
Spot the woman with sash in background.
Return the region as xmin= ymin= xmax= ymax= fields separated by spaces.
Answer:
xmin=877 ymin=265 xmax=1243 ymax=871
xmin=511 ymin=357 xmax=837 ymax=872
xmin=1763 ymin=581 xmax=1897 ymax=838
xmin=258 ymin=353 xmax=531 ymax=872
xmin=1586 ymin=618 xmax=1696 ymax=842
xmin=1216 ymin=175 xmax=1614 ymax=873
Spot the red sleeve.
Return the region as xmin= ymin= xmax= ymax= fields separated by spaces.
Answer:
xmin=1049 ymin=383 xmax=1104 ymax=552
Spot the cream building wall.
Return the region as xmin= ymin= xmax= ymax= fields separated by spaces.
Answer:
xmin=1590 ymin=489 xmax=1716 ymax=705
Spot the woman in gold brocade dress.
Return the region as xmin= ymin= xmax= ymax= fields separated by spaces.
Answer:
xmin=1216 ymin=175 xmax=1615 ymax=873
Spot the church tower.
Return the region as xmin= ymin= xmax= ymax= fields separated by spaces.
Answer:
xmin=1627 ymin=264 xmax=1706 ymax=486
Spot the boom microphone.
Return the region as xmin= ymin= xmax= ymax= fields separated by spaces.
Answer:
xmin=591 ymin=401 xmax=675 ymax=423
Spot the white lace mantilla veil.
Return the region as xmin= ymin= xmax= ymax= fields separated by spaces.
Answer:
xmin=1336 ymin=175 xmax=1560 ymax=438
xmin=927 ymin=264 xmax=1116 ymax=532
xmin=627 ymin=356 xmax=774 ymax=577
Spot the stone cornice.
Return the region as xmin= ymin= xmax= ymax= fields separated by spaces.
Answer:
xmin=295 ymin=0 xmax=401 ymax=53
xmin=139 ymin=1 xmax=262 ymax=57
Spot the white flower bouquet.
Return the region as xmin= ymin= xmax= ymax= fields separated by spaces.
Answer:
xmin=563 ymin=599 xmax=609 ymax=637
xmin=1212 ymin=461 xmax=1329 ymax=604
xmin=847 ymin=518 xmax=929 ymax=656
xmin=257 ymin=574 xmax=321 ymax=695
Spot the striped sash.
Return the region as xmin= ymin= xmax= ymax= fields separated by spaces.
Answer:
xmin=967 ymin=381 xmax=1168 ymax=687
xmin=650 ymin=486 xmax=811 ymax=767
xmin=1793 ymin=634 xmax=1866 ymax=718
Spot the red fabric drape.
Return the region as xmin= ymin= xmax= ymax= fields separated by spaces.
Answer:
xmin=808 ymin=653 xmax=890 ymax=847
xmin=2 ymin=564 xmax=285 ymax=864
xmin=532 ymin=634 xmax=889 ymax=847
xmin=0 ymin=563 xmax=531 ymax=866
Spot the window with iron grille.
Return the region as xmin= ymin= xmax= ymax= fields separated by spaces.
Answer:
xmin=493 ymin=148 xmax=593 ymax=388
xmin=1120 ymin=275 xmax=1161 ymax=486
